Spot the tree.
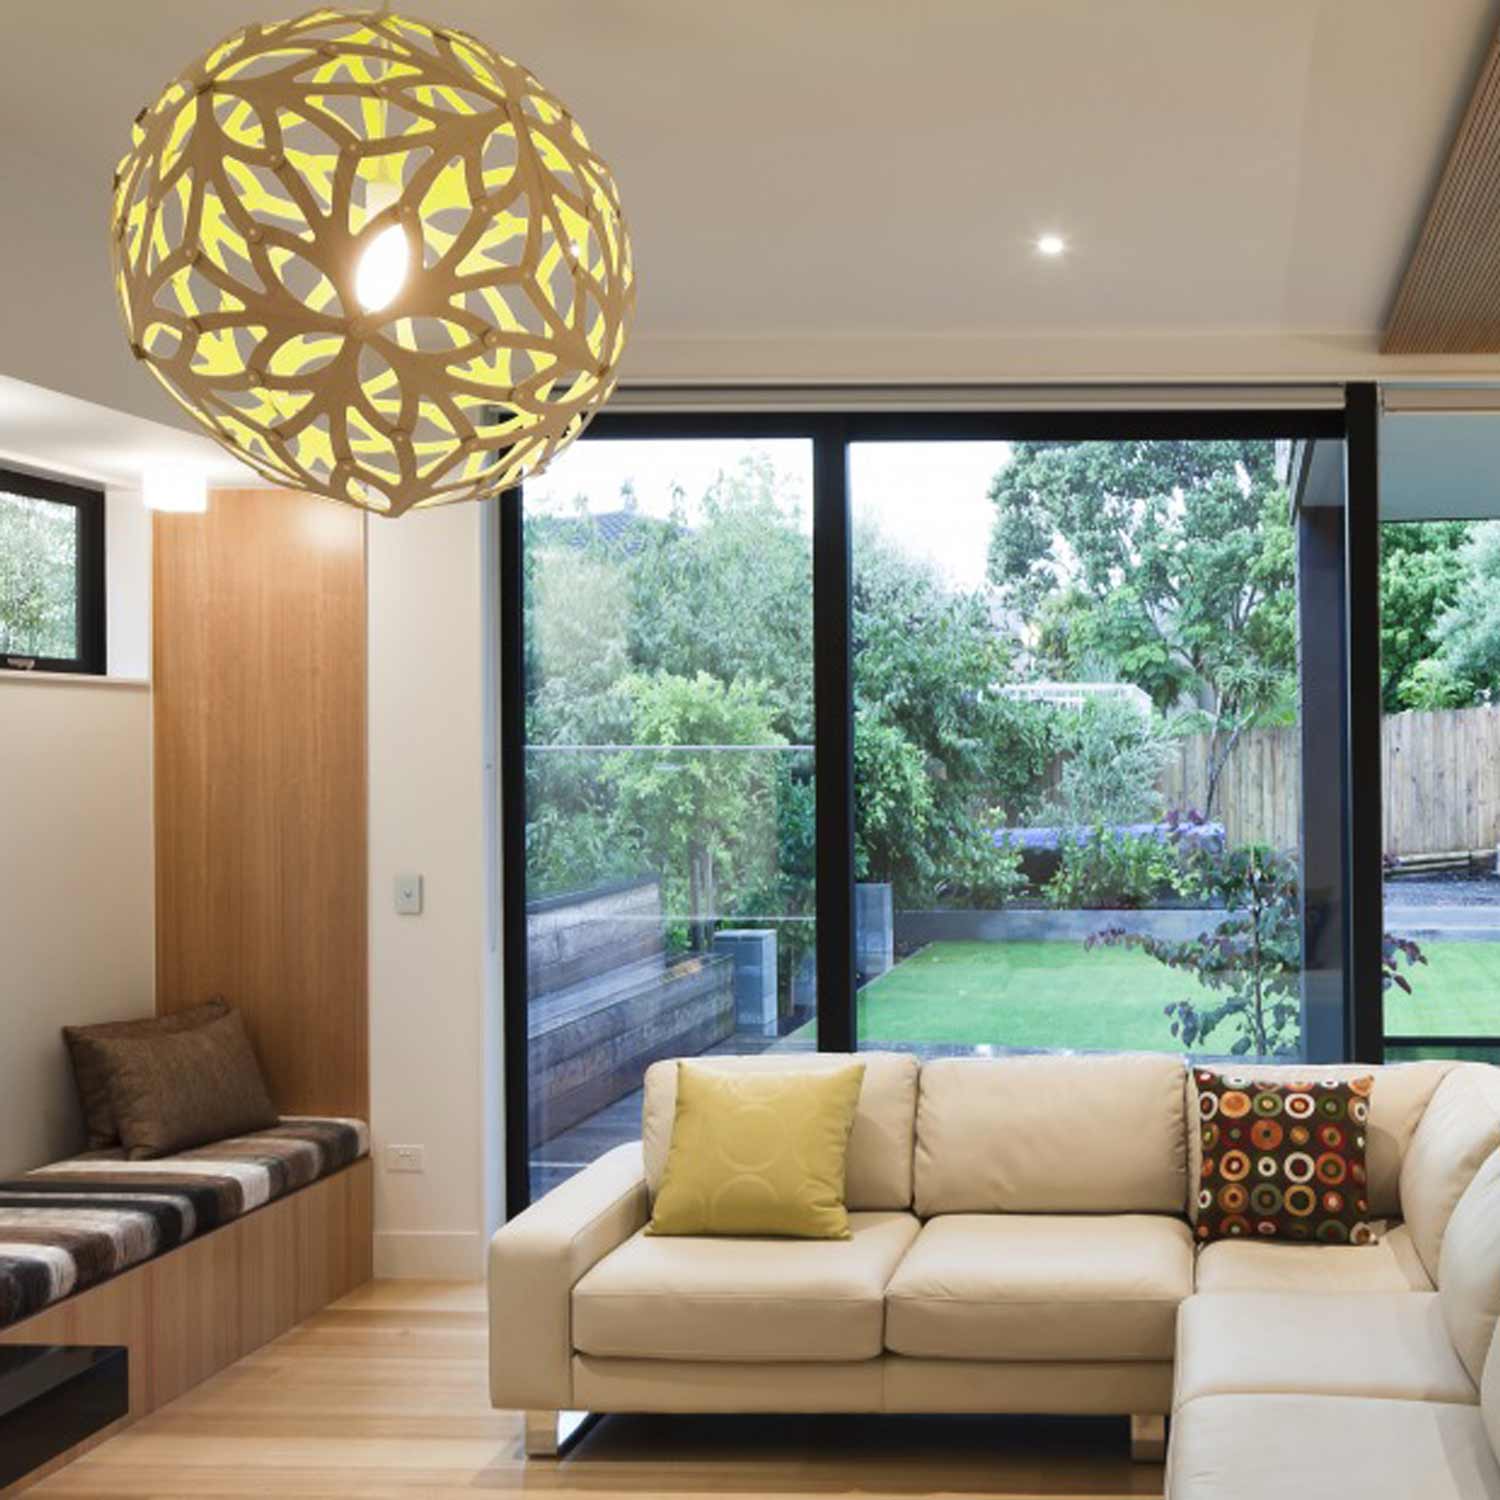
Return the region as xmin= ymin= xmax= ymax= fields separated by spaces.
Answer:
xmin=1049 ymin=695 xmax=1170 ymax=827
xmin=853 ymin=525 xmax=1055 ymax=907
xmin=1380 ymin=522 xmax=1476 ymax=711
xmin=988 ymin=441 xmax=1296 ymax=817
xmin=604 ymin=671 xmax=785 ymax=952
xmin=0 ymin=494 xmax=77 ymax=656
xmin=625 ymin=454 xmax=814 ymax=742
xmin=1426 ymin=524 xmax=1500 ymax=706
xmin=524 ymin=467 xmax=1061 ymax=922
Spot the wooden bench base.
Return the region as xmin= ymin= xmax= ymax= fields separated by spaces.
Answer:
xmin=0 ymin=1156 xmax=372 ymax=1492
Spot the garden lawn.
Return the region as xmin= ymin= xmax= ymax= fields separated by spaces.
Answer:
xmin=854 ymin=938 xmax=1500 ymax=1050
xmin=1386 ymin=941 xmax=1500 ymax=1037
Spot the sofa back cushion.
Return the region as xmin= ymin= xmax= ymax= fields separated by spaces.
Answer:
xmin=1440 ymin=1147 xmax=1500 ymax=1386
xmin=913 ymin=1053 xmax=1187 ymax=1217
xmin=1403 ymin=1064 xmax=1500 ymax=1283
xmin=1186 ymin=1060 xmax=1453 ymax=1223
xmin=642 ymin=1051 xmax=918 ymax=1211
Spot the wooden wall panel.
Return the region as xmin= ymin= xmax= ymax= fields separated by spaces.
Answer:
xmin=1384 ymin=22 xmax=1500 ymax=352
xmin=154 ymin=489 xmax=368 ymax=1118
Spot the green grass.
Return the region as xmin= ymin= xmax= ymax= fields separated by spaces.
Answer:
xmin=846 ymin=939 xmax=1500 ymax=1050
xmin=1386 ymin=942 xmax=1500 ymax=1037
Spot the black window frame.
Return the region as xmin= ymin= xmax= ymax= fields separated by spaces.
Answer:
xmin=500 ymin=396 xmax=1361 ymax=1216
xmin=0 ymin=466 xmax=106 ymax=676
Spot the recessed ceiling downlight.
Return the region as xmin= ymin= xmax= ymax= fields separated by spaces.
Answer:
xmin=1036 ymin=233 xmax=1067 ymax=257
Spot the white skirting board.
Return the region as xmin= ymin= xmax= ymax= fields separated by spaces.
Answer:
xmin=373 ymin=1229 xmax=485 ymax=1280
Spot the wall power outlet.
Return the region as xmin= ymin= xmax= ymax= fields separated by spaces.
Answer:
xmin=387 ymin=1144 xmax=426 ymax=1174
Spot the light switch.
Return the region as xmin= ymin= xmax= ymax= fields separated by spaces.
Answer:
xmin=395 ymin=873 xmax=424 ymax=915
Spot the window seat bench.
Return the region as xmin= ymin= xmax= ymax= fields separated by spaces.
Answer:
xmin=0 ymin=1117 xmax=368 ymax=1330
xmin=0 ymin=1118 xmax=372 ymax=1488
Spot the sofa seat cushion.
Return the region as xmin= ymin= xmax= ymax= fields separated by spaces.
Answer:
xmin=1168 ymin=1394 xmax=1500 ymax=1500
xmin=884 ymin=1213 xmax=1193 ymax=1362
xmin=1175 ymin=1291 xmax=1475 ymax=1408
xmin=571 ymin=1210 xmax=920 ymax=1363
xmin=1194 ymin=1220 xmax=1432 ymax=1293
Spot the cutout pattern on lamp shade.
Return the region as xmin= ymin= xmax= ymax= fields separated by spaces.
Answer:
xmin=110 ymin=8 xmax=634 ymax=517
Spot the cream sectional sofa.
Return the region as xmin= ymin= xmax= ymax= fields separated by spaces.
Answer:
xmin=489 ymin=1049 xmax=1500 ymax=1493
xmin=1169 ymin=1060 xmax=1500 ymax=1500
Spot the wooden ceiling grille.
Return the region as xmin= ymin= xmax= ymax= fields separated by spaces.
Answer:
xmin=1384 ymin=23 xmax=1500 ymax=354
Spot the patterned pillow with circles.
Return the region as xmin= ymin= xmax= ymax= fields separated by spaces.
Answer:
xmin=1193 ymin=1068 xmax=1375 ymax=1245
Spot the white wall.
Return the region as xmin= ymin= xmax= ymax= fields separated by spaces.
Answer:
xmin=0 ymin=676 xmax=154 ymax=1176
xmin=104 ymin=482 xmax=151 ymax=678
xmin=367 ymin=504 xmax=499 ymax=1279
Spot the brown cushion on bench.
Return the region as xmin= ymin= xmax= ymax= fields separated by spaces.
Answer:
xmin=64 ymin=999 xmax=229 ymax=1149
xmin=96 ymin=1009 xmax=278 ymax=1160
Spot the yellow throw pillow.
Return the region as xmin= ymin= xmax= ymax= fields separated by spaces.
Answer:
xmin=648 ymin=1061 xmax=866 ymax=1238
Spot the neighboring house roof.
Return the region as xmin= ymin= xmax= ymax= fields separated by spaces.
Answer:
xmin=528 ymin=508 xmax=678 ymax=553
xmin=998 ymin=680 xmax=1154 ymax=716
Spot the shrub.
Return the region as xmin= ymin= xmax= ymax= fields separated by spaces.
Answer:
xmin=1050 ymin=696 xmax=1171 ymax=828
xmin=942 ymin=830 xmax=1029 ymax=908
xmin=1044 ymin=825 xmax=1185 ymax=910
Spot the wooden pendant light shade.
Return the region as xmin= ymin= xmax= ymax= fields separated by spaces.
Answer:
xmin=110 ymin=8 xmax=634 ymax=517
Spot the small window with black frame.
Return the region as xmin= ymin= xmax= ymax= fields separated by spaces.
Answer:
xmin=0 ymin=467 xmax=106 ymax=675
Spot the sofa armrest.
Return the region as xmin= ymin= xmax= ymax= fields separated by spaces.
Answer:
xmin=488 ymin=1141 xmax=649 ymax=1410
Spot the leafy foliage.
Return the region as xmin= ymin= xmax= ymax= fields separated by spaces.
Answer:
xmin=853 ymin=527 xmax=1056 ymax=905
xmin=1045 ymin=826 xmax=1186 ymax=910
xmin=1425 ymin=524 xmax=1500 ymax=706
xmin=0 ymin=492 xmax=76 ymax=657
xmin=988 ymin=441 xmax=1296 ymax=815
xmin=1380 ymin=522 xmax=1476 ymax=712
xmin=1048 ymin=697 xmax=1170 ymax=827
xmin=604 ymin=671 xmax=785 ymax=951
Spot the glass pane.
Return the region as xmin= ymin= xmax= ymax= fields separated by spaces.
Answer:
xmin=0 ymin=489 xmax=77 ymax=658
xmin=852 ymin=438 xmax=1307 ymax=1062
xmin=523 ymin=438 xmax=816 ymax=1198
xmin=1380 ymin=408 xmax=1500 ymax=1046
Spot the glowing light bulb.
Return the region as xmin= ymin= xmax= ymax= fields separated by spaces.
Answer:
xmin=1036 ymin=233 xmax=1066 ymax=257
xmin=355 ymin=178 xmax=409 ymax=312
xmin=355 ymin=221 xmax=410 ymax=311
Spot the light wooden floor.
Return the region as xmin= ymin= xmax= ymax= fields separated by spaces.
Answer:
xmin=31 ymin=1281 xmax=1165 ymax=1498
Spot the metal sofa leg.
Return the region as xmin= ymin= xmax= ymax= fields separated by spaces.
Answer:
xmin=525 ymin=1410 xmax=561 ymax=1458
xmin=524 ymin=1409 xmax=597 ymax=1459
xmin=1131 ymin=1412 xmax=1166 ymax=1463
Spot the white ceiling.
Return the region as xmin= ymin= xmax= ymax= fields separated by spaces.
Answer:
xmin=2 ymin=0 xmax=1500 ymax=463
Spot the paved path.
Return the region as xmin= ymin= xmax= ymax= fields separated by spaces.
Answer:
xmin=1385 ymin=906 xmax=1500 ymax=939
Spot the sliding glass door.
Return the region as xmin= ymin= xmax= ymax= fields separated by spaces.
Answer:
xmin=518 ymin=437 xmax=817 ymax=1199
xmin=850 ymin=438 xmax=1309 ymax=1061
xmin=502 ymin=404 xmax=1353 ymax=1210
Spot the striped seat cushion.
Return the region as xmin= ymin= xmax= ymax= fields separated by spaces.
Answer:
xmin=0 ymin=1116 xmax=368 ymax=1330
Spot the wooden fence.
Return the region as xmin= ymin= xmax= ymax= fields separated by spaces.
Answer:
xmin=1158 ymin=706 xmax=1500 ymax=858
xmin=1160 ymin=724 xmax=1301 ymax=851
